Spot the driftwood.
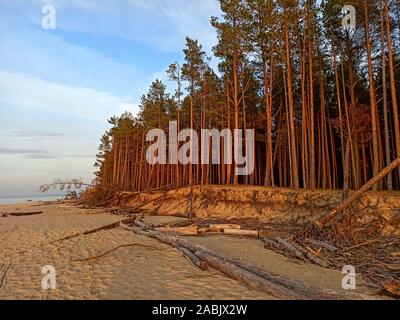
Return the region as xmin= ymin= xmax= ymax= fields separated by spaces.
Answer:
xmin=264 ymin=237 xmax=307 ymax=261
xmin=175 ymin=245 xmax=209 ymax=270
xmin=223 ymin=228 xmax=259 ymax=237
xmin=120 ymin=222 xmax=209 ymax=271
xmin=230 ymin=260 xmax=371 ymax=300
xmin=209 ymin=224 xmax=241 ymax=231
xmin=289 ymin=240 xmax=330 ymax=268
xmin=120 ymin=220 xmax=372 ymax=300
xmin=315 ymin=156 xmax=400 ymax=228
xmin=120 ymin=221 xmax=305 ymax=299
xmin=193 ymin=250 xmax=307 ymax=299
xmin=155 ymin=226 xmax=199 ymax=236
xmin=1 ymin=211 xmax=43 ymax=217
xmin=263 ymin=237 xmax=330 ymax=268
xmin=134 ymin=219 xmax=151 ymax=230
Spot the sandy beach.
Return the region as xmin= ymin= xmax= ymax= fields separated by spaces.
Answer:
xmin=0 ymin=201 xmax=370 ymax=300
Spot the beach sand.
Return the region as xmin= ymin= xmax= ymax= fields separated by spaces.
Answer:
xmin=0 ymin=202 xmax=369 ymax=300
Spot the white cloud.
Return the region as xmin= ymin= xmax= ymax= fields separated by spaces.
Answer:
xmin=0 ymin=70 xmax=137 ymax=196
xmin=0 ymin=24 xmax=139 ymax=96
xmin=2 ymin=0 xmax=220 ymax=53
xmin=0 ymin=70 xmax=137 ymax=121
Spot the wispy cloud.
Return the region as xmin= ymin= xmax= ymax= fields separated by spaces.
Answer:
xmin=0 ymin=147 xmax=54 ymax=159
xmin=1 ymin=0 xmax=220 ymax=53
xmin=0 ymin=147 xmax=47 ymax=155
xmin=0 ymin=70 xmax=137 ymax=121
xmin=4 ymin=129 xmax=67 ymax=140
xmin=0 ymin=147 xmax=95 ymax=160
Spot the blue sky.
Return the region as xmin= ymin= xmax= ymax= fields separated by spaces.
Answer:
xmin=0 ymin=0 xmax=220 ymax=197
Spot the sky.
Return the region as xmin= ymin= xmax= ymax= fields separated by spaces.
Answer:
xmin=0 ymin=0 xmax=221 ymax=197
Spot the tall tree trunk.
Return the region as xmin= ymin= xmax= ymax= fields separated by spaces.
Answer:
xmin=284 ymin=18 xmax=299 ymax=189
xmin=365 ymin=0 xmax=381 ymax=191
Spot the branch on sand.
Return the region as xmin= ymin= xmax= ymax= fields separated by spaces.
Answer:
xmin=1 ymin=211 xmax=43 ymax=217
xmin=73 ymin=243 xmax=162 ymax=262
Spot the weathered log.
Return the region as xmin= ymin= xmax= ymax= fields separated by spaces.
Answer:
xmin=198 ymin=227 xmax=214 ymax=234
xmin=223 ymin=228 xmax=259 ymax=237
xmin=134 ymin=219 xmax=150 ymax=230
xmin=120 ymin=221 xmax=373 ymax=300
xmin=209 ymin=224 xmax=241 ymax=231
xmin=304 ymin=239 xmax=338 ymax=253
xmin=315 ymin=156 xmax=400 ymax=228
xmin=289 ymin=240 xmax=330 ymax=268
xmin=231 ymin=260 xmax=370 ymax=300
xmin=155 ymin=226 xmax=199 ymax=236
xmin=1 ymin=211 xmax=43 ymax=217
xmin=120 ymin=222 xmax=305 ymax=298
xmin=120 ymin=222 xmax=207 ymax=271
xmin=193 ymin=250 xmax=307 ymax=300
xmin=264 ymin=237 xmax=329 ymax=267
xmin=264 ymin=237 xmax=307 ymax=261
xmin=175 ymin=245 xmax=208 ymax=270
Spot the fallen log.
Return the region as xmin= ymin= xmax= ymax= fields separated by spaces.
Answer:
xmin=120 ymin=222 xmax=304 ymax=298
xmin=120 ymin=223 xmax=208 ymax=271
xmin=264 ymin=237 xmax=307 ymax=261
xmin=193 ymin=250 xmax=307 ymax=299
xmin=155 ymin=225 xmax=199 ymax=236
xmin=209 ymin=224 xmax=241 ymax=231
xmin=315 ymin=156 xmax=400 ymax=228
xmin=134 ymin=219 xmax=151 ymax=230
xmin=289 ymin=240 xmax=330 ymax=268
xmin=223 ymin=228 xmax=259 ymax=237
xmin=119 ymin=221 xmax=372 ymax=300
xmin=264 ymin=237 xmax=329 ymax=267
xmin=175 ymin=245 xmax=208 ymax=270
xmin=231 ymin=260 xmax=371 ymax=300
xmin=1 ymin=211 xmax=43 ymax=217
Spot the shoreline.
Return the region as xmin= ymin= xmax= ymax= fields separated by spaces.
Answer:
xmin=0 ymin=195 xmax=64 ymax=206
